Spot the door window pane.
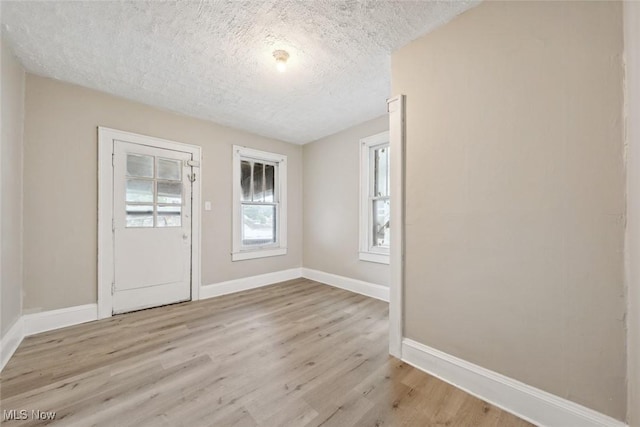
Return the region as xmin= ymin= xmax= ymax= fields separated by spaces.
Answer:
xmin=241 ymin=160 xmax=252 ymax=201
xmin=242 ymin=204 xmax=275 ymax=246
xmin=124 ymin=151 xmax=189 ymax=228
xmin=126 ymin=179 xmax=154 ymax=203
xmin=126 ymin=204 xmax=154 ymax=227
xmin=373 ymin=199 xmax=390 ymax=247
xmin=157 ymin=181 xmax=182 ymax=204
xmin=157 ymin=205 xmax=181 ymax=227
xmin=127 ymin=154 xmax=154 ymax=178
xmin=253 ymin=162 xmax=264 ymax=202
xmin=158 ymin=158 xmax=181 ymax=181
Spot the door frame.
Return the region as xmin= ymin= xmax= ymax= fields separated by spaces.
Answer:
xmin=97 ymin=127 xmax=202 ymax=319
xmin=388 ymin=95 xmax=405 ymax=358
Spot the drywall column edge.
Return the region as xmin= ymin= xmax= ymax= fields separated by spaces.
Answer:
xmin=624 ymin=1 xmax=640 ymax=425
xmin=388 ymin=95 xmax=405 ymax=358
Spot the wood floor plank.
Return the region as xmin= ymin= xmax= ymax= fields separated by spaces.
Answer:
xmin=0 ymin=279 xmax=531 ymax=426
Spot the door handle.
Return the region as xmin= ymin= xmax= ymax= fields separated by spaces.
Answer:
xmin=183 ymin=233 xmax=189 ymax=240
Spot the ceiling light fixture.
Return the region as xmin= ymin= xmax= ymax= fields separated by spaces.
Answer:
xmin=273 ymin=50 xmax=290 ymax=73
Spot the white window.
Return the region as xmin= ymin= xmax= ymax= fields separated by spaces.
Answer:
xmin=232 ymin=145 xmax=287 ymax=261
xmin=359 ymin=131 xmax=390 ymax=264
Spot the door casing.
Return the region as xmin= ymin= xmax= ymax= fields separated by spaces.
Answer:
xmin=98 ymin=127 xmax=202 ymax=319
xmin=388 ymin=95 xmax=405 ymax=358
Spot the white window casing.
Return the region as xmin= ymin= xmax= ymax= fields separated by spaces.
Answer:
xmin=359 ymin=131 xmax=390 ymax=264
xmin=232 ymin=145 xmax=287 ymax=261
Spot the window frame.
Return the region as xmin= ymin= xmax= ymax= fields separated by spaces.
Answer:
xmin=232 ymin=145 xmax=287 ymax=261
xmin=359 ymin=131 xmax=390 ymax=264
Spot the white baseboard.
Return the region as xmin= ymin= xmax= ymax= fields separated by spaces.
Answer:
xmin=200 ymin=267 xmax=389 ymax=303
xmin=3 ymin=269 xmax=306 ymax=371
xmin=1 ymin=269 xmax=383 ymax=372
xmin=401 ymin=338 xmax=627 ymax=427
xmin=301 ymin=268 xmax=389 ymax=302
xmin=200 ymin=268 xmax=303 ymax=300
xmin=1 ymin=303 xmax=98 ymax=372
xmin=23 ymin=304 xmax=98 ymax=336
xmin=1 ymin=318 xmax=24 ymax=372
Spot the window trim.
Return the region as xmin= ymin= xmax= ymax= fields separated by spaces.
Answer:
xmin=359 ymin=131 xmax=390 ymax=265
xmin=232 ymin=145 xmax=287 ymax=261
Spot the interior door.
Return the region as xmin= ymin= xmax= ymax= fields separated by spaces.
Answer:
xmin=112 ymin=140 xmax=193 ymax=314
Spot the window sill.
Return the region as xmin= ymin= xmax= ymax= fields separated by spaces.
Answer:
xmin=232 ymin=247 xmax=287 ymax=261
xmin=359 ymin=252 xmax=389 ymax=265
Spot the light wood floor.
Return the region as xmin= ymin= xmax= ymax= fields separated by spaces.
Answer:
xmin=0 ymin=279 xmax=531 ymax=426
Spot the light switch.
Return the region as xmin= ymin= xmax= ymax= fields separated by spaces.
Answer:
xmin=204 ymin=201 xmax=212 ymax=211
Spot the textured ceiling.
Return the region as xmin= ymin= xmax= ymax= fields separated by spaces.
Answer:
xmin=1 ymin=1 xmax=477 ymax=144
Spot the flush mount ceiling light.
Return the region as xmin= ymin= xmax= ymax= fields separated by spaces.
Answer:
xmin=273 ymin=49 xmax=290 ymax=73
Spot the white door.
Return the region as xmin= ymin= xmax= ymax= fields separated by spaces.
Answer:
xmin=112 ymin=140 xmax=193 ymax=314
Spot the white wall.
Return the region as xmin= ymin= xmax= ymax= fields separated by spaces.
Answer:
xmin=0 ymin=37 xmax=25 ymax=337
xmin=303 ymin=115 xmax=390 ymax=286
xmin=392 ymin=1 xmax=626 ymax=420
xmin=625 ymin=1 xmax=640 ymax=425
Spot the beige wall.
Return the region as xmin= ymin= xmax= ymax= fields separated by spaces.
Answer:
xmin=303 ymin=116 xmax=389 ymax=286
xmin=392 ymin=1 xmax=626 ymax=420
xmin=23 ymin=75 xmax=302 ymax=313
xmin=1 ymin=38 xmax=25 ymax=337
xmin=625 ymin=1 xmax=640 ymax=425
